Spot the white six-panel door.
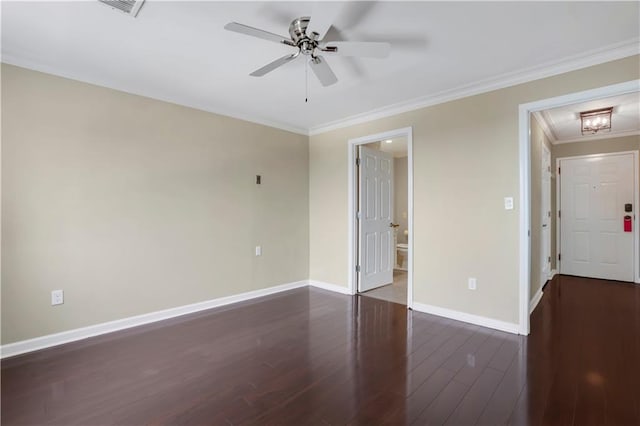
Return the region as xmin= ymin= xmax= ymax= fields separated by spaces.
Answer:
xmin=560 ymin=153 xmax=635 ymax=282
xmin=541 ymin=144 xmax=552 ymax=285
xmin=358 ymin=146 xmax=394 ymax=292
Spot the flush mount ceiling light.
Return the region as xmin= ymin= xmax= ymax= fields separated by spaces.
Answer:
xmin=580 ymin=107 xmax=613 ymax=135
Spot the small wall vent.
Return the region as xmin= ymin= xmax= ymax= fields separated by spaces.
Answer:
xmin=98 ymin=0 xmax=145 ymax=18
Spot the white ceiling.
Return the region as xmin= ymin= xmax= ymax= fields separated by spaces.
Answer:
xmin=378 ymin=137 xmax=408 ymax=158
xmin=2 ymin=1 xmax=639 ymax=135
xmin=538 ymin=92 xmax=640 ymax=144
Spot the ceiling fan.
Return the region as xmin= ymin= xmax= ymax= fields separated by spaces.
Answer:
xmin=224 ymin=14 xmax=390 ymax=87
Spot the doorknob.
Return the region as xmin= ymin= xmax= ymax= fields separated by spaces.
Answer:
xmin=390 ymin=223 xmax=400 ymax=228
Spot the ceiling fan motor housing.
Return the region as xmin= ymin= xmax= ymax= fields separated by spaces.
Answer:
xmin=289 ymin=17 xmax=319 ymax=56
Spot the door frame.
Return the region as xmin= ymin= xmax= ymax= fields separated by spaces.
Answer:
xmin=518 ymin=79 xmax=639 ymax=335
xmin=348 ymin=127 xmax=414 ymax=308
xmin=555 ymin=151 xmax=639 ymax=283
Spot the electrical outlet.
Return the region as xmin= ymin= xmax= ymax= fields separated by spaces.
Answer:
xmin=51 ymin=290 xmax=64 ymax=306
xmin=468 ymin=278 xmax=477 ymax=290
xmin=255 ymin=246 xmax=262 ymax=256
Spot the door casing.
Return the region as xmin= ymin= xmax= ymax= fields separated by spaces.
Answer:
xmin=348 ymin=127 xmax=413 ymax=308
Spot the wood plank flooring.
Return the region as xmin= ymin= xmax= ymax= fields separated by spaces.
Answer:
xmin=2 ymin=274 xmax=639 ymax=425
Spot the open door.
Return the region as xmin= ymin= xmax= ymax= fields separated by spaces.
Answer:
xmin=541 ymin=144 xmax=552 ymax=285
xmin=358 ymin=145 xmax=394 ymax=292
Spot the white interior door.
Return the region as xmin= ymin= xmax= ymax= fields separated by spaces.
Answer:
xmin=541 ymin=144 xmax=552 ymax=285
xmin=560 ymin=153 xmax=635 ymax=282
xmin=358 ymin=145 xmax=394 ymax=292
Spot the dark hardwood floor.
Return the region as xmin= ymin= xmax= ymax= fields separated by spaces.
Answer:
xmin=2 ymin=275 xmax=639 ymax=425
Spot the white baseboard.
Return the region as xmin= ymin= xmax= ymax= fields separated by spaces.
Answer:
xmin=412 ymin=302 xmax=520 ymax=335
xmin=1 ymin=280 xmax=308 ymax=359
xmin=308 ymin=280 xmax=352 ymax=295
xmin=529 ymin=288 xmax=544 ymax=314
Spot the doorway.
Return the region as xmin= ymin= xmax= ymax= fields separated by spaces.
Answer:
xmin=348 ymin=127 xmax=413 ymax=308
xmin=519 ymin=79 xmax=640 ymax=335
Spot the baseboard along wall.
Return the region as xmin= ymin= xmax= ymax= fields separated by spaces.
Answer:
xmin=3 ymin=279 xmax=524 ymax=358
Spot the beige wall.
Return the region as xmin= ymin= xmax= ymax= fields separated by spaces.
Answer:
xmin=1 ymin=64 xmax=309 ymax=344
xmin=394 ymin=157 xmax=409 ymax=245
xmin=552 ymin=135 xmax=640 ymax=160
xmin=309 ymin=55 xmax=639 ymax=325
xmin=529 ymin=115 xmax=555 ymax=300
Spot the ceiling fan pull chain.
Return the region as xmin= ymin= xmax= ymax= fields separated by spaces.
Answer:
xmin=305 ymin=58 xmax=309 ymax=103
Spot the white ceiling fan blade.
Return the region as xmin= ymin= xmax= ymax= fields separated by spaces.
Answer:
xmin=320 ymin=42 xmax=391 ymax=58
xmin=250 ymin=54 xmax=299 ymax=77
xmin=224 ymin=22 xmax=295 ymax=46
xmin=309 ymin=56 xmax=338 ymax=87
xmin=307 ymin=2 xmax=342 ymax=41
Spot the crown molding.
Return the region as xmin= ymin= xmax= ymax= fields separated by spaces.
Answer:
xmin=308 ymin=38 xmax=640 ymax=136
xmin=552 ymin=129 xmax=640 ymax=145
xmin=3 ymin=36 xmax=638 ymax=138
xmin=0 ymin=56 xmax=309 ymax=136
xmin=532 ymin=111 xmax=558 ymax=143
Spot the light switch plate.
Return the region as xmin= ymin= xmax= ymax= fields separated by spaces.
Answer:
xmin=504 ymin=197 xmax=514 ymax=210
xmin=255 ymin=246 xmax=262 ymax=256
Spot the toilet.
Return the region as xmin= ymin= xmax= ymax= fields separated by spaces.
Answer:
xmin=395 ymin=243 xmax=408 ymax=271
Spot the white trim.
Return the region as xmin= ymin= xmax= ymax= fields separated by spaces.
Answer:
xmin=519 ymin=79 xmax=640 ymax=336
xmin=309 ymin=38 xmax=639 ymax=136
xmin=347 ymin=127 xmax=414 ymax=308
xmin=529 ymin=289 xmax=544 ymax=315
xmin=556 ymin=151 xmax=640 ymax=284
xmin=1 ymin=280 xmax=308 ymax=359
xmin=5 ymin=36 xmax=638 ymax=138
xmin=308 ymin=280 xmax=352 ymax=295
xmin=1 ymin=57 xmax=309 ymax=137
xmin=412 ymin=302 xmax=520 ymax=335
xmin=556 ymin=157 xmax=562 ymax=279
xmin=553 ymin=130 xmax=640 ymax=145
xmin=518 ymin=102 xmax=532 ymax=335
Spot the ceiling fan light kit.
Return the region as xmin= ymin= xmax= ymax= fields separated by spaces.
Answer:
xmin=224 ymin=14 xmax=391 ymax=88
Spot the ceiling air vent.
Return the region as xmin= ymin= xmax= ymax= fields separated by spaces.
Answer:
xmin=98 ymin=0 xmax=145 ymax=18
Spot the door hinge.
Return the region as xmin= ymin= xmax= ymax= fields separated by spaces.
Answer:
xmin=558 ymin=253 xmax=561 ymax=261
xmin=558 ymin=167 xmax=561 ymax=175
xmin=548 ymin=211 xmax=551 ymax=218
xmin=356 ymin=265 xmax=361 ymax=273
xmin=558 ymin=210 xmax=561 ymax=218
xmin=356 ymin=211 xmax=361 ymax=220
xmin=548 ymin=256 xmax=551 ymax=263
xmin=356 ymin=158 xmax=360 ymax=167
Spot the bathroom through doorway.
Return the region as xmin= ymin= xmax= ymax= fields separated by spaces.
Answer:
xmin=349 ymin=129 xmax=412 ymax=306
